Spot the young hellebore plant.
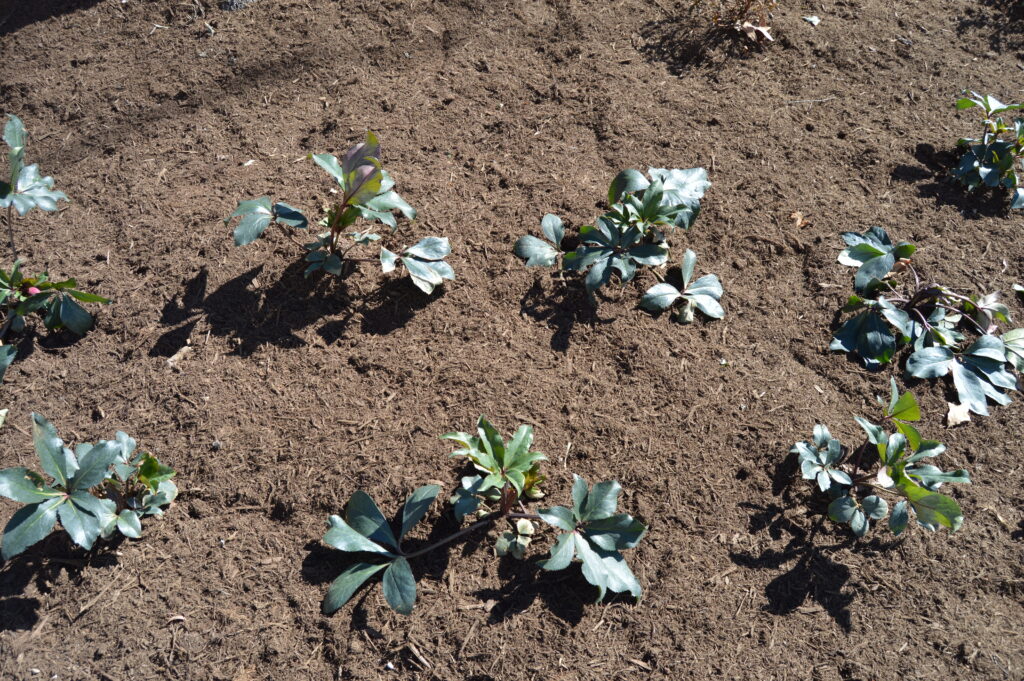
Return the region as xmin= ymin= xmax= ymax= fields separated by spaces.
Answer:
xmin=1 ymin=114 xmax=68 ymax=256
xmin=319 ymin=417 xmax=647 ymax=616
xmin=0 ymin=414 xmax=177 ymax=560
xmin=0 ymin=116 xmax=107 ymax=382
xmin=639 ymin=248 xmax=724 ymax=323
xmin=952 ymin=92 xmax=1024 ymax=210
xmin=225 ymin=132 xmax=454 ymax=294
xmin=0 ymin=260 xmax=109 ymax=383
xmin=792 ymin=380 xmax=969 ymax=537
xmin=830 ymin=226 xmax=1023 ymax=419
xmin=514 ymin=167 xmax=724 ymax=319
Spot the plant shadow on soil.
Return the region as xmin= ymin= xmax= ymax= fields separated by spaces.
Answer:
xmin=300 ymin=515 xmax=587 ymax=625
xmin=0 ymin=0 xmax=103 ymax=37
xmin=728 ymin=448 xmax=904 ymax=632
xmin=152 ymin=261 xmax=440 ymax=357
xmin=0 ymin=534 xmax=122 ymax=632
xmin=636 ymin=14 xmax=781 ymax=74
xmin=956 ymin=0 xmax=1024 ymax=52
xmin=891 ymin=143 xmax=1012 ymax=219
xmin=519 ymin=279 xmax=612 ymax=352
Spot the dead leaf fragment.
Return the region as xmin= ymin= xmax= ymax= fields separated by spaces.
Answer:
xmin=790 ymin=211 xmax=812 ymax=228
xmin=947 ymin=402 xmax=971 ymax=427
xmin=166 ymin=345 xmax=192 ymax=371
xmin=737 ymin=21 xmax=773 ymax=42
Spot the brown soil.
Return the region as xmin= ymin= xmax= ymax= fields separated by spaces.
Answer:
xmin=2 ymin=0 xmax=1024 ymax=679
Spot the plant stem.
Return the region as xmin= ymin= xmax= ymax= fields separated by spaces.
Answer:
xmin=399 ymin=511 xmax=543 ymax=560
xmin=5 ymin=204 xmax=15 ymax=262
xmin=400 ymin=518 xmax=494 ymax=559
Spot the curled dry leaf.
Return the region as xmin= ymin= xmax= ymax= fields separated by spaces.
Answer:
xmin=946 ymin=402 xmax=972 ymax=427
xmin=790 ymin=211 xmax=812 ymax=229
xmin=737 ymin=21 xmax=773 ymax=42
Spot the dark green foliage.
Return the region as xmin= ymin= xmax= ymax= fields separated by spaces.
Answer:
xmin=1 ymin=115 xmax=68 ymax=217
xmin=319 ymin=418 xmax=646 ymax=616
xmin=792 ymin=381 xmax=969 ymax=537
xmin=226 ymin=132 xmax=454 ymax=294
xmin=0 ymin=415 xmax=177 ymax=560
xmin=830 ymin=226 xmax=1022 ymax=417
xmin=0 ymin=260 xmax=110 ymax=382
xmin=514 ymin=167 xmax=724 ymax=318
xmin=952 ymin=93 xmax=1024 ymax=210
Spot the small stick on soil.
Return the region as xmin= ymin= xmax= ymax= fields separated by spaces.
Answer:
xmin=785 ymin=96 xmax=837 ymax=105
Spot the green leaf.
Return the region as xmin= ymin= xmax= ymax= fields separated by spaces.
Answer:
xmin=627 ymin=243 xmax=669 ymax=266
xmin=888 ymin=385 xmax=920 ymax=422
xmin=0 ymin=344 xmax=15 ymax=383
xmin=608 ymin=169 xmax=650 ymax=204
xmin=59 ymin=493 xmax=103 ymax=550
xmin=382 ymin=557 xmax=417 ymax=615
xmin=904 ymin=483 xmax=964 ymax=532
xmin=0 ymin=468 xmax=58 ymax=503
xmin=884 ymin=433 xmax=907 ymax=466
xmin=450 ymin=475 xmax=484 ymax=521
xmin=514 ymin=235 xmax=560 ymax=267
xmin=584 ymin=255 xmax=613 ymax=293
xmin=573 ymin=533 xmax=608 ymax=599
xmin=273 ymin=202 xmax=307 ymax=229
xmin=861 ymin=495 xmax=888 ymax=520
xmin=828 ymin=495 xmax=858 ymax=523
xmin=363 ymin=189 xmax=416 ymax=221
xmin=540 ymin=214 xmax=565 ymax=245
xmin=346 ymin=491 xmax=398 ymax=550
xmin=424 ymin=260 xmax=455 ymax=282
xmin=680 ymin=249 xmax=697 ymax=288
xmin=405 ymin=237 xmax=451 ymax=260
xmin=538 ymin=505 xmax=575 ymax=532
xmin=894 ymin=421 xmax=923 ymax=452
xmin=854 ymin=416 xmax=886 ymax=445
xmin=585 ymin=514 xmax=647 ymax=550
xmin=380 ymin=247 xmax=398 ymax=273
xmin=830 ymin=309 xmax=896 ymax=369
xmin=889 ymin=500 xmax=910 ymax=535
xmin=505 ymin=425 xmax=533 ymax=464
xmin=570 ymin=475 xmax=588 ymax=518
xmin=65 ymin=289 xmax=110 ymax=305
xmin=684 ymin=291 xmax=724 ymax=319
xmin=115 ymin=509 xmax=142 ymax=539
xmin=906 ymin=347 xmax=954 ymax=378
xmin=9 ymin=164 xmax=67 ymax=216
xmin=228 ymin=197 xmax=273 ymax=246
xmin=950 ymin=361 xmax=992 ymax=416
xmin=580 ymin=480 xmax=621 ymax=521
xmin=32 ymin=413 xmax=75 ymax=488
xmin=907 ymin=466 xmax=971 ymax=487
xmin=323 ymin=515 xmax=394 ymax=556
xmin=138 ymin=453 xmax=175 ymax=490
xmin=540 ymin=532 xmax=576 ymax=571
xmin=311 ymin=153 xmax=346 ymax=184
xmin=1002 ymin=328 xmax=1024 ymax=371
xmin=67 ymin=441 xmax=120 ymax=491
xmin=399 ymin=485 xmax=440 ymax=540
xmin=640 ymin=283 xmax=681 ymax=311
xmin=322 ymin=562 xmax=387 ymax=615
xmin=402 ymin=256 xmax=444 ymax=294
xmin=1 ymin=497 xmax=63 ymax=560
xmin=573 ymin=533 xmax=642 ymax=601
xmin=647 ymin=167 xmax=710 ymax=209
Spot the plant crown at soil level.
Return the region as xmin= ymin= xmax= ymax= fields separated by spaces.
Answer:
xmin=0 ymin=414 xmax=178 ymax=560
xmin=319 ymin=417 xmax=647 ymax=616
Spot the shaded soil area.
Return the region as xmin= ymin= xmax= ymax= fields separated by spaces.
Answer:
xmin=1 ymin=0 xmax=1023 ymax=679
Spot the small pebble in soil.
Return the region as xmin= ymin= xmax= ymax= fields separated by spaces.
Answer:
xmin=220 ymin=0 xmax=260 ymax=9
